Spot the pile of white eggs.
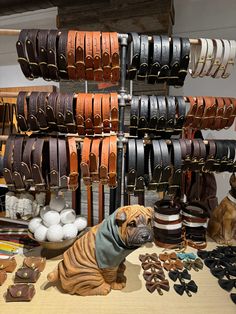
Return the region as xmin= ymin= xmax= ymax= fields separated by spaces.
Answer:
xmin=28 ymin=195 xmax=87 ymax=242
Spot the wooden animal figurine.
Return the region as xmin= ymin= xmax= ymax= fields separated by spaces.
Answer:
xmin=48 ymin=205 xmax=154 ymax=296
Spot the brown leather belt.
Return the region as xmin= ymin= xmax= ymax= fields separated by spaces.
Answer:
xmin=37 ymin=92 xmax=49 ymax=131
xmin=85 ymin=32 xmax=94 ymax=81
xmin=46 ymin=92 xmax=58 ymax=132
xmin=90 ymin=138 xmax=101 ymax=182
xmin=93 ymin=31 xmax=103 ymax=81
xmin=3 ymin=136 xmax=15 ymax=190
xmin=58 ymin=30 xmax=69 ymax=80
xmin=76 ymin=93 xmax=86 ymax=135
xmin=32 ymin=138 xmax=45 ymax=191
xmin=102 ymin=32 xmax=111 ymax=81
xmin=57 ymin=94 xmax=67 ymax=133
xmin=84 ymin=94 xmax=93 ymax=135
xmin=64 ymin=93 xmax=76 ymax=133
xmin=100 ymin=137 xmax=110 ymax=184
xmin=191 ymin=96 xmax=204 ymax=129
xmin=49 ymin=137 xmax=59 ymax=189
xmin=13 ymin=136 xmax=25 ymax=191
xmin=28 ymin=92 xmax=40 ymax=132
xmin=110 ymin=93 xmax=118 ymax=132
xmin=67 ymin=30 xmax=77 ymax=80
xmin=17 ymin=91 xmax=29 ymax=132
xmin=68 ymin=137 xmax=78 ymax=191
xmin=110 ymin=32 xmax=120 ymax=83
xmin=184 ymin=97 xmax=197 ymax=127
xmin=47 ymin=29 xmax=59 ymax=81
xmin=93 ymin=94 xmax=102 ymax=134
xmin=58 ymin=138 xmax=68 ymax=189
xmin=102 ymin=94 xmax=111 ymax=133
xmin=25 ymin=29 xmax=41 ymax=78
xmin=224 ymin=98 xmax=234 ymax=128
xmin=75 ymin=31 xmax=86 ymax=80
xmin=38 ymin=30 xmax=50 ymax=81
xmin=21 ymin=138 xmax=35 ymax=185
xmin=108 ymin=135 xmax=117 ymax=188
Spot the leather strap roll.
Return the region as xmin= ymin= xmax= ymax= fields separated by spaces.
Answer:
xmin=168 ymin=140 xmax=182 ymax=195
xmin=93 ymin=32 xmax=103 ymax=81
xmin=68 ymin=137 xmax=78 ymax=190
xmin=57 ymin=30 xmax=69 ymax=80
xmin=16 ymin=91 xmax=29 ymax=132
xmin=76 ymin=93 xmax=86 ymax=135
xmin=158 ymin=35 xmax=170 ymax=81
xmin=134 ymin=139 xmax=145 ymax=195
xmin=130 ymin=96 xmax=139 ymax=136
xmin=184 ymin=97 xmax=197 ymax=127
xmin=148 ymin=35 xmax=161 ymax=84
xmin=85 ymin=32 xmax=94 ymax=81
xmin=32 ymin=138 xmax=46 ymax=191
xmin=16 ymin=29 xmax=34 ymax=80
xmin=154 ymin=233 xmax=183 ymax=245
xmin=47 ymin=29 xmax=59 ymax=81
xmin=37 ymin=92 xmax=49 ymax=131
xmin=190 ymin=38 xmax=208 ymax=78
xmin=90 ymin=138 xmax=101 ymax=182
xmin=21 ymin=138 xmax=35 ymax=184
xmin=209 ymin=39 xmax=223 ymax=77
xmin=157 ymin=139 xmax=171 ymax=192
xmin=108 ymin=135 xmax=117 ymax=188
xmin=3 ymin=136 xmax=15 ymax=190
xmin=110 ymin=32 xmax=120 ymax=83
xmin=56 ymin=94 xmax=67 ymax=133
xmin=93 ymin=94 xmax=102 ymax=134
xmin=154 ymin=199 xmax=181 ymax=215
xmin=81 ymin=137 xmax=92 ymax=186
xmin=127 ymin=32 xmax=140 ymax=80
xmin=25 ymin=29 xmax=41 ymax=78
xmin=110 ymin=92 xmax=118 ymax=132
xmin=58 ymin=138 xmax=68 ymax=189
xmin=38 ymin=30 xmax=50 ymax=80
xmin=100 ymin=137 xmax=110 ymax=184
xmin=46 ymin=92 xmax=58 ymax=132
xmin=148 ymin=140 xmax=162 ymax=190
xmin=149 ymin=95 xmax=159 ymax=133
xmin=126 ymin=139 xmax=136 ymax=193
xmin=28 ymin=92 xmax=40 ymax=132
xmin=157 ymin=96 xmax=167 ymax=129
xmin=49 ymin=137 xmax=59 ymax=188
xmin=102 ymin=94 xmax=111 ymax=133
xmin=64 ymin=93 xmax=76 ymax=133
xmin=154 ymin=217 xmax=182 ymax=225
xmin=191 ymin=96 xmax=205 ymax=129
xmin=175 ymin=96 xmax=186 ymax=129
xmin=200 ymin=39 xmax=214 ymax=77
xmin=67 ymin=30 xmax=77 ymax=80
xmin=75 ymin=31 xmax=86 ymax=80
xmin=137 ymin=35 xmax=149 ymax=81
xmin=166 ymin=96 xmax=175 ymax=129
xmin=12 ymin=136 xmax=25 ymax=191
xmin=214 ymin=39 xmax=231 ymax=78
xmin=102 ymin=32 xmax=111 ymax=81
xmin=168 ymin=37 xmax=181 ymax=86
xmin=222 ymin=39 xmax=236 ymax=78
xmin=138 ymin=95 xmax=149 ymax=136
xmin=176 ymin=37 xmax=190 ymax=86
xmin=84 ymin=94 xmax=93 ymax=135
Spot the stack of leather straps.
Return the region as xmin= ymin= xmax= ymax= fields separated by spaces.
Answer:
xmin=16 ymin=91 xmax=118 ymax=134
xmin=3 ymin=135 xmax=79 ymax=192
xmin=127 ymin=33 xmax=191 ymax=86
xmin=80 ymin=136 xmax=117 ymax=226
xmin=16 ymin=30 xmax=120 ymax=82
xmin=125 ymin=139 xmax=236 ymax=202
xmin=189 ymin=38 xmax=236 ymax=78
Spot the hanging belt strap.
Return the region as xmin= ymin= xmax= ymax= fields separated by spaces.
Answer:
xmin=3 ymin=136 xmax=15 ymax=190
xmin=37 ymin=92 xmax=49 ymax=131
xmin=137 ymin=35 xmax=149 ymax=81
xmin=108 ymin=135 xmax=117 ymax=188
xmin=17 ymin=91 xmax=29 ymax=132
xmin=80 ymin=137 xmax=92 ymax=186
xmin=134 ymin=139 xmax=145 ymax=195
xmin=16 ymin=29 xmax=33 ymax=80
xmin=130 ymin=96 xmax=139 ymax=136
xmin=102 ymin=94 xmax=111 ymax=133
xmin=64 ymin=93 xmax=76 ymax=133
xmin=12 ymin=136 xmax=25 ymax=191
xmin=90 ymin=138 xmax=101 ymax=182
xmin=21 ymin=137 xmax=35 ymax=182
xmin=168 ymin=140 xmax=182 ymax=195
xmin=76 ymin=93 xmax=86 ymax=135
xmin=93 ymin=31 xmax=103 ymax=81
xmin=67 ymin=30 xmax=77 ymax=80
xmin=38 ymin=29 xmax=50 ymax=80
xmin=58 ymin=30 xmax=69 ymax=80
xmin=47 ymin=29 xmax=59 ymax=81
xmin=102 ymin=32 xmax=111 ymax=81
xmin=100 ymin=137 xmax=110 ymax=184
xmin=110 ymin=93 xmax=118 ymax=132
xmin=93 ymin=94 xmax=103 ymax=134
xmin=58 ymin=138 xmax=68 ymax=189
xmin=75 ymin=31 xmax=86 ymax=80
xmin=148 ymin=35 xmax=161 ymax=84
xmin=84 ymin=94 xmax=93 ymax=135
xmin=175 ymin=96 xmax=186 ymax=129
xmin=49 ymin=137 xmax=59 ymax=189
xmin=157 ymin=140 xmax=171 ymax=192
xmin=28 ymin=91 xmax=40 ymax=131
xmin=126 ymin=139 xmax=136 ymax=193
xmin=68 ymin=137 xmax=79 ymax=190
xmin=110 ymin=32 xmax=120 ymax=83
xmin=85 ymin=32 xmax=94 ymax=81
xmin=46 ymin=92 xmax=58 ymax=131
xmin=32 ymin=138 xmax=45 ymax=191
xmin=25 ymin=29 xmax=41 ymax=78
xmin=148 ymin=140 xmax=162 ymax=190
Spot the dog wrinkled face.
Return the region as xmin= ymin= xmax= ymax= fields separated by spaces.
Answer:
xmin=115 ymin=205 xmax=154 ymax=247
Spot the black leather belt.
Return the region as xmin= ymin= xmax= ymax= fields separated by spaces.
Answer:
xmin=58 ymin=30 xmax=69 ymax=80
xmin=130 ymin=96 xmax=139 ymax=136
xmin=191 ymin=139 xmax=201 ymax=171
xmin=154 ymin=199 xmax=181 ymax=215
xmin=13 ymin=136 xmax=25 ymax=191
xmin=168 ymin=140 xmax=182 ymax=195
xmin=137 ymin=35 xmax=149 ymax=81
xmin=17 ymin=91 xmax=29 ymax=132
xmin=157 ymin=96 xmax=167 ymax=129
xmin=32 ymin=138 xmax=45 ymax=191
xmin=213 ymin=140 xmax=225 ymax=172
xmin=49 ymin=137 xmax=59 ymax=188
xmin=46 ymin=92 xmax=58 ymax=132
xmin=203 ymin=140 xmax=216 ymax=172
xmin=25 ymin=29 xmax=41 ymax=78
xmin=148 ymin=140 xmax=162 ymax=190
xmin=149 ymin=96 xmax=159 ymax=134
xmin=176 ymin=38 xmax=190 ymax=87
xmin=47 ymin=29 xmax=59 ymax=81
xmin=37 ymin=92 xmax=49 ymax=131
xmin=166 ymin=96 xmax=175 ymax=129
xmin=148 ymin=35 xmax=161 ymax=84
xmin=134 ymin=139 xmax=145 ymax=195
xmin=157 ymin=35 xmax=170 ymax=82
xmin=127 ymin=32 xmax=140 ymax=80
xmin=38 ymin=30 xmax=50 ymax=81
xmin=3 ymin=136 xmax=15 ymax=190
xmin=58 ymin=138 xmax=68 ymax=189
xmin=138 ymin=95 xmax=149 ymax=136
xmin=28 ymin=92 xmax=40 ymax=131
xmin=175 ymin=96 xmax=186 ymax=129
xmin=126 ymin=139 xmax=136 ymax=193
xmin=64 ymin=93 xmax=76 ymax=133
xmin=57 ymin=94 xmax=67 ymax=133
xmin=16 ymin=29 xmax=34 ymax=80
xmin=225 ymin=140 xmax=236 ymax=172
xmin=168 ymin=37 xmax=181 ymax=86
xmin=157 ymin=140 xmax=171 ymax=192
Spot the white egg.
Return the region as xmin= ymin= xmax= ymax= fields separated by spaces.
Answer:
xmin=60 ymin=209 xmax=76 ymax=224
xmin=43 ymin=211 xmax=61 ymax=227
xmin=74 ymin=216 xmax=87 ymax=232
xmin=34 ymin=224 xmax=48 ymax=241
xmin=40 ymin=205 xmax=50 ymax=219
xmin=62 ymin=224 xmax=78 ymax=240
xmin=49 ymin=195 xmax=66 ymax=212
xmin=28 ymin=217 xmax=42 ymax=233
xmin=47 ymin=225 xmax=63 ymax=242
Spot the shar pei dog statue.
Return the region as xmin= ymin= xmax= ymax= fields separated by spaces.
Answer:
xmin=208 ymin=173 xmax=236 ymax=245
xmin=47 ymin=205 xmax=154 ymax=296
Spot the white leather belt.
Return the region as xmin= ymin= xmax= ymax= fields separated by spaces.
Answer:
xmin=222 ymin=39 xmax=236 ymax=78
xmin=154 ymin=221 xmax=182 ymax=230
xmin=154 ymin=213 xmax=180 ymax=221
xmin=214 ymin=39 xmax=230 ymax=78
xmin=200 ymin=38 xmax=214 ymax=77
xmin=190 ymin=38 xmax=208 ymax=77
xmin=182 ymin=220 xmax=208 ymax=228
xmin=208 ymin=39 xmax=223 ymax=76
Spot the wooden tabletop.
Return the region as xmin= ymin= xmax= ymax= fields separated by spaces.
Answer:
xmin=0 ymin=240 xmax=235 ymax=314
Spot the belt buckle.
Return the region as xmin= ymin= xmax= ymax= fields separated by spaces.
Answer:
xmin=82 ymin=176 xmax=92 ymax=186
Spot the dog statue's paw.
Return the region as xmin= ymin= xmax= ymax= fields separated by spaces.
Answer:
xmin=117 ymin=274 xmax=127 ymax=284
xmin=111 ymin=281 xmax=126 ymax=290
xmin=98 ymin=283 xmax=112 ymax=295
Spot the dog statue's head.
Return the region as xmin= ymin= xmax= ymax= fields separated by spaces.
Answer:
xmin=115 ymin=205 xmax=154 ymax=247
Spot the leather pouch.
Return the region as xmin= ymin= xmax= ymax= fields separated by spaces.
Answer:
xmin=5 ymin=283 xmax=36 ymax=302
xmin=14 ymin=267 xmax=40 ymax=283
xmin=0 ymin=270 xmax=7 ymax=286
xmin=0 ymin=257 xmax=17 ymax=273
xmin=23 ymin=256 xmax=46 ymax=272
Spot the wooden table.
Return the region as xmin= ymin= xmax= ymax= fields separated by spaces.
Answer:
xmin=0 ymin=240 xmax=235 ymax=314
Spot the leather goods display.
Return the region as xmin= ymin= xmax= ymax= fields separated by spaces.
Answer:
xmin=14 ymin=267 xmax=40 ymax=283
xmin=3 ymin=135 xmax=77 ymax=191
xmin=23 ymin=257 xmax=46 ymax=272
xmin=0 ymin=257 xmax=17 ymax=273
xmin=5 ymin=283 xmax=36 ymax=302
xmin=0 ymin=270 xmax=7 ymax=286
xmin=16 ymin=30 xmax=120 ymax=82
xmin=16 ymin=91 xmax=118 ymax=134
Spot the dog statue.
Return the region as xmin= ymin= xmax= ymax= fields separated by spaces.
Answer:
xmin=208 ymin=174 xmax=236 ymax=245
xmin=47 ymin=205 xmax=153 ymax=296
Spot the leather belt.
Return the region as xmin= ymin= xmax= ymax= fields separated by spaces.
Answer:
xmin=85 ymin=32 xmax=94 ymax=81
xmin=49 ymin=137 xmax=59 ymax=189
xmin=17 ymin=91 xmax=29 ymax=132
xmin=157 ymin=96 xmax=167 ymax=129
xmin=84 ymin=94 xmax=93 ymax=135
xmin=184 ymin=97 xmax=197 ymax=127
xmin=190 ymin=38 xmax=208 ymax=77
xmin=58 ymin=30 xmax=69 ymax=80
xmin=134 ymin=139 xmax=145 ymax=195
xmin=137 ymin=35 xmax=149 ymax=81
xmin=76 ymin=93 xmax=86 ymax=135
xmin=166 ymin=96 xmax=175 ymax=129
xmin=68 ymin=137 xmax=78 ymax=190
xmin=80 ymin=137 xmax=92 ymax=186
xmin=149 ymin=96 xmax=159 ymax=133
xmin=203 ymin=140 xmax=216 ymax=172
xmin=175 ymin=96 xmax=186 ymax=129
xmin=47 ymin=29 xmax=59 ymax=81
xmin=12 ymin=136 xmax=25 ymax=191
xmin=93 ymin=94 xmax=102 ymax=134
xmin=102 ymin=32 xmax=111 ymax=81
xmin=110 ymin=32 xmax=120 ymax=82
xmin=46 ymin=92 xmax=58 ymax=132
xmin=222 ymin=97 xmax=234 ymax=128
xmin=214 ymin=97 xmax=224 ymax=130
xmin=158 ymin=35 xmax=170 ymax=81
xmin=108 ymin=135 xmax=117 ymax=188
xmin=3 ymin=136 xmax=15 ymax=190
xmin=100 ymin=137 xmax=110 ymax=184
xmin=21 ymin=137 xmax=35 ymax=184
xmin=214 ymin=39 xmax=230 ymax=78
xmin=200 ymin=96 xmax=217 ymax=129
xmin=93 ymin=32 xmax=103 ymax=81
xmin=90 ymin=138 xmax=101 ymax=182
xmin=209 ymin=39 xmax=223 ymax=77
xmin=138 ymin=95 xmax=149 ymax=136
xmin=148 ymin=35 xmax=161 ymax=84
xmin=58 ymin=138 xmax=68 ymax=189
xmin=37 ymin=92 xmax=49 ymax=131
xmin=168 ymin=140 xmax=182 ymax=195
xmin=130 ymin=96 xmax=139 ymax=136
xmin=148 ymin=140 xmax=162 ymax=190
xmin=223 ymin=39 xmax=236 ymax=78
xmin=157 ymin=140 xmax=171 ymax=192
xmin=75 ymin=31 xmax=86 ymax=80
xmin=28 ymin=92 xmax=40 ymax=132
xmin=57 ymin=94 xmax=67 ymax=133
xmin=32 ymin=138 xmax=45 ymax=191
xmin=38 ymin=30 xmax=50 ymax=81
xmin=102 ymin=94 xmax=111 ymax=133
xmin=169 ymin=37 xmax=181 ymax=86
xmin=67 ymin=30 xmax=77 ymax=80
xmin=127 ymin=32 xmax=140 ymax=80
xmin=126 ymin=139 xmax=136 ymax=193
xmin=191 ymin=96 xmax=204 ymax=129
xmin=16 ymin=29 xmax=34 ymax=80
xmin=25 ymin=29 xmax=41 ymax=78
xmin=110 ymin=93 xmax=118 ymax=131
xmin=154 ymin=199 xmax=181 ymax=215
xmin=176 ymin=37 xmax=190 ymax=86
xmin=200 ymin=38 xmax=214 ymax=77
xmin=64 ymin=93 xmax=76 ymax=133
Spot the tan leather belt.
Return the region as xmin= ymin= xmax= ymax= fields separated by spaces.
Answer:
xmin=90 ymin=138 xmax=101 ymax=182
xmin=108 ymin=135 xmax=117 ymax=188
xmin=110 ymin=92 xmax=118 ymax=131
xmin=75 ymin=31 xmax=85 ymax=80
xmin=76 ymin=93 xmax=86 ymax=135
xmin=191 ymin=96 xmax=204 ymax=129
xmin=85 ymin=32 xmax=94 ymax=81
xmin=80 ymin=137 xmax=92 ymax=186
xmin=214 ymin=97 xmax=225 ymax=130
xmin=93 ymin=94 xmax=102 ymax=134
xmin=102 ymin=94 xmax=111 ymax=133
xmin=93 ymin=31 xmax=103 ymax=81
xmin=110 ymin=32 xmax=120 ymax=83
xmin=184 ymin=97 xmax=197 ymax=127
xmin=200 ymin=96 xmax=217 ymax=129
xmin=223 ymin=97 xmax=234 ymax=128
xmin=102 ymin=32 xmax=111 ymax=81
xmin=84 ymin=94 xmax=93 ymax=135
xmin=67 ymin=30 xmax=77 ymax=80
xmin=68 ymin=137 xmax=78 ymax=191
xmin=100 ymin=137 xmax=110 ymax=184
